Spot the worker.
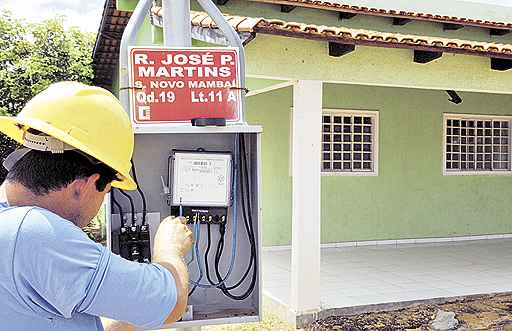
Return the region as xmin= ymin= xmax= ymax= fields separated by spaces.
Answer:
xmin=0 ymin=82 xmax=193 ymax=330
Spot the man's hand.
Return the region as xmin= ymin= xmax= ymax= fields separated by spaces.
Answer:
xmin=153 ymin=216 xmax=193 ymax=260
xmin=152 ymin=216 xmax=194 ymax=326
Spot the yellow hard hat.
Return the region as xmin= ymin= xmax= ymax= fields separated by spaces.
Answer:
xmin=0 ymin=81 xmax=137 ymax=190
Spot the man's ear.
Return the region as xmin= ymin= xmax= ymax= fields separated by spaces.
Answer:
xmin=85 ymin=174 xmax=101 ymax=192
xmin=69 ymin=174 xmax=101 ymax=198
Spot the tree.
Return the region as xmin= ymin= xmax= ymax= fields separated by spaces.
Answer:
xmin=0 ymin=12 xmax=95 ymax=182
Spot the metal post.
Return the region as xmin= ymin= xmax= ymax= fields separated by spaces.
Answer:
xmin=195 ymin=0 xmax=247 ymax=123
xmin=119 ymin=0 xmax=153 ymax=113
xmin=162 ymin=0 xmax=192 ymax=47
xmin=161 ymin=2 xmax=197 ymax=330
xmin=120 ymin=0 xmax=251 ymax=329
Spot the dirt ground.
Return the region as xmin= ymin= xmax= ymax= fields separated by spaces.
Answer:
xmin=310 ymin=293 xmax=512 ymax=331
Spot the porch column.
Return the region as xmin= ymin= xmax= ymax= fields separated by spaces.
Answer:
xmin=290 ymin=80 xmax=322 ymax=314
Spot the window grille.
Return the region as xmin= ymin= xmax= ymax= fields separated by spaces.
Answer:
xmin=322 ymin=110 xmax=378 ymax=174
xmin=445 ymin=115 xmax=511 ymax=173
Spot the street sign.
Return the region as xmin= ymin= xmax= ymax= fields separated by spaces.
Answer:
xmin=128 ymin=47 xmax=242 ymax=124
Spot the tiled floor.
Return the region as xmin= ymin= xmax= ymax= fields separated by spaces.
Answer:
xmin=263 ymin=239 xmax=512 ymax=309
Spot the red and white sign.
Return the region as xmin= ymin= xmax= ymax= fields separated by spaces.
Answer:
xmin=128 ymin=47 xmax=242 ymax=124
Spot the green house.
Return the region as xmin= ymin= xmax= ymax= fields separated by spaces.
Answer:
xmin=94 ymin=0 xmax=512 ymax=327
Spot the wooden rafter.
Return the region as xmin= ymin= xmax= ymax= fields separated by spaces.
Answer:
xmin=338 ymin=12 xmax=357 ymax=20
xmin=443 ymin=23 xmax=464 ymax=31
xmin=414 ymin=50 xmax=443 ymax=64
xmin=491 ymin=58 xmax=512 ymax=71
xmin=280 ymin=4 xmax=296 ymax=12
xmin=490 ymin=29 xmax=511 ymax=36
xmin=328 ymin=42 xmax=355 ymax=57
xmin=392 ymin=18 xmax=412 ymax=26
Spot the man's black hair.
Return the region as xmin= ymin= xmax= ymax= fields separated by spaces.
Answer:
xmin=6 ymin=150 xmax=119 ymax=195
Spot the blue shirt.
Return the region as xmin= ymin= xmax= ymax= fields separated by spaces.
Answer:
xmin=0 ymin=202 xmax=177 ymax=331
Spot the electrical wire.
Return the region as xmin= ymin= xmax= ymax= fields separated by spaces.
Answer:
xmin=119 ymin=189 xmax=136 ymax=226
xmin=181 ymin=140 xmax=250 ymax=297
xmin=186 ymin=216 xmax=198 ymax=267
xmin=111 ymin=189 xmax=126 ymax=227
xmin=167 ymin=154 xmax=173 ymax=207
xmin=130 ymin=159 xmax=148 ymax=226
xmin=189 ymin=139 xmax=240 ymax=291
xmin=204 ymin=223 xmax=215 ymax=285
xmin=188 ymin=213 xmax=202 ymax=296
xmin=214 ymin=134 xmax=258 ymax=300
xmin=188 ymin=134 xmax=257 ymax=299
xmin=229 ymin=134 xmax=257 ymax=296
xmin=222 ymin=133 xmax=257 ymax=297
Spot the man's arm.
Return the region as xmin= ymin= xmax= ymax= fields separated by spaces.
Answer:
xmin=152 ymin=216 xmax=193 ymax=325
xmin=101 ymin=318 xmax=135 ymax=331
xmin=101 ymin=217 xmax=192 ymax=330
xmin=14 ymin=207 xmax=193 ymax=329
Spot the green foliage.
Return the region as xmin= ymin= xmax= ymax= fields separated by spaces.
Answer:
xmin=84 ymin=203 xmax=107 ymax=245
xmin=0 ymin=11 xmax=95 ymax=182
xmin=204 ymin=311 xmax=294 ymax=331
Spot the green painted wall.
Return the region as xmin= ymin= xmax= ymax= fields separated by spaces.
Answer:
xmin=246 ymin=84 xmax=512 ymax=246
xmin=245 ymin=34 xmax=512 ymax=95
xmin=322 ymin=84 xmax=512 ymax=243
xmin=117 ymin=0 xmax=138 ymax=11
xmin=247 ymin=78 xmax=287 ymax=91
xmin=116 ymin=0 xmax=512 ymax=246
xmin=246 ymin=87 xmax=293 ymax=246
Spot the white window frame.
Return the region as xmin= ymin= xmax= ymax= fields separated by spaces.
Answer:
xmin=443 ymin=113 xmax=512 ymax=176
xmin=321 ymin=109 xmax=379 ymax=176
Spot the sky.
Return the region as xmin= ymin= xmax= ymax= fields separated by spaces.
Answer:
xmin=0 ymin=0 xmax=510 ymax=34
xmin=1 ymin=0 xmax=105 ymax=33
xmin=462 ymin=0 xmax=512 ymax=4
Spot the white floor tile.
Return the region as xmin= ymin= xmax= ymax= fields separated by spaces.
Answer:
xmin=262 ymin=239 xmax=512 ymax=308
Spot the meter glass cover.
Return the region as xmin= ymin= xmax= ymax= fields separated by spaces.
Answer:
xmin=172 ymin=152 xmax=232 ymax=207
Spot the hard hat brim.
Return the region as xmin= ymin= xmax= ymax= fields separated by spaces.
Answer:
xmin=0 ymin=116 xmax=137 ymax=191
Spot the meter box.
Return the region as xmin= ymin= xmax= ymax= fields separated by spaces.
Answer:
xmin=172 ymin=151 xmax=232 ymax=207
xmin=106 ymin=125 xmax=262 ymax=329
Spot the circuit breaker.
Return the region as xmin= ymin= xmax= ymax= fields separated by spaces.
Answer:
xmin=106 ymin=126 xmax=262 ymax=328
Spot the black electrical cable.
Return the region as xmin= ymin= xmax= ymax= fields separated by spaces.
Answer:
xmin=119 ymin=189 xmax=136 ymax=226
xmin=216 ymin=151 xmax=255 ymax=290
xmin=213 ymin=139 xmax=250 ymax=291
xmin=214 ymin=134 xmax=258 ymax=300
xmin=204 ymin=223 xmax=217 ymax=285
xmin=166 ymin=153 xmax=174 ymax=208
xmin=111 ymin=189 xmax=126 ymax=227
xmin=235 ymin=135 xmax=258 ymax=293
xmin=211 ymin=145 xmax=254 ymax=290
xmin=213 ymin=223 xmax=227 ymax=283
xmin=130 ymin=159 xmax=148 ymax=226
xmin=188 ymin=283 xmax=197 ymax=296
xmin=219 ymin=134 xmax=257 ymax=299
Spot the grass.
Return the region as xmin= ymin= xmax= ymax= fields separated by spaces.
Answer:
xmin=202 ymin=311 xmax=294 ymax=331
xmin=157 ymin=311 xmax=294 ymax=331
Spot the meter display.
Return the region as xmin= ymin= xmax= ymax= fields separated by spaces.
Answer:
xmin=172 ymin=151 xmax=232 ymax=207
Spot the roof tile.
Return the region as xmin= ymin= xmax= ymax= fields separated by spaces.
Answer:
xmin=148 ymin=7 xmax=512 ymax=59
xmin=246 ymin=0 xmax=512 ymax=30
